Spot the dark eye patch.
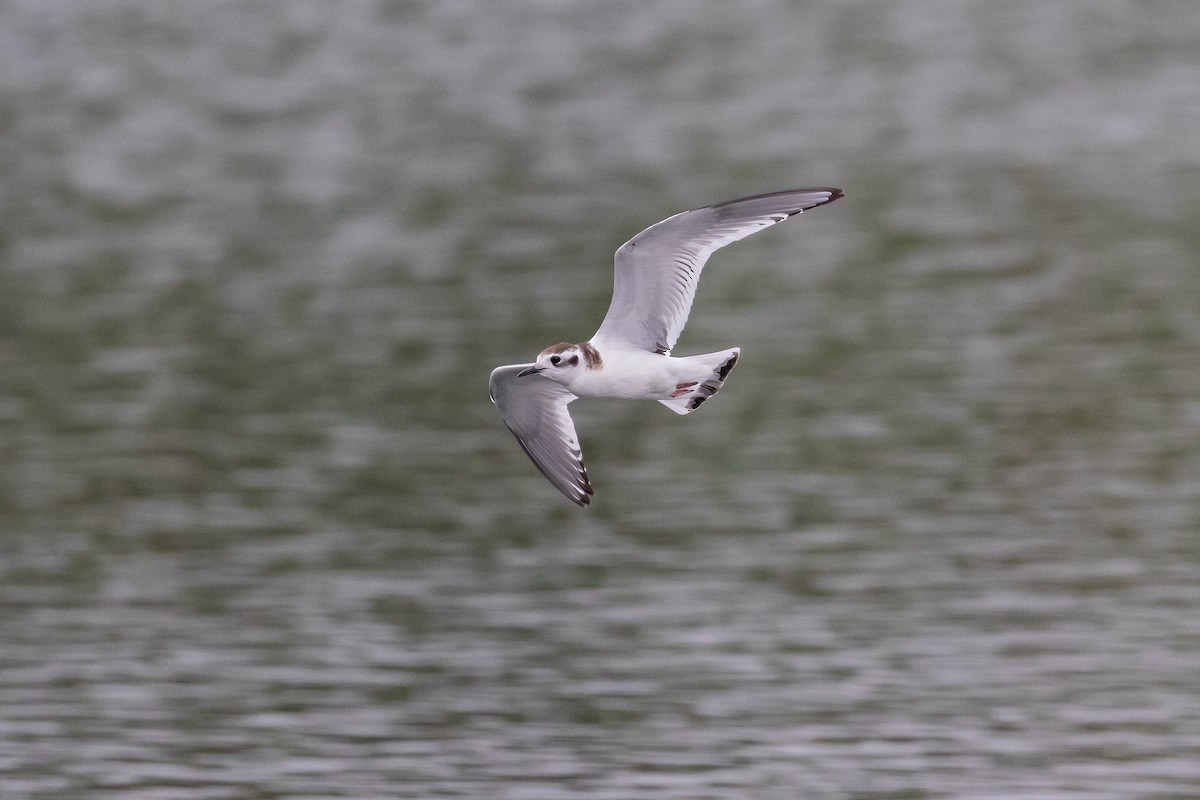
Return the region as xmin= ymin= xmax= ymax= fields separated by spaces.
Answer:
xmin=568 ymin=355 xmax=579 ymax=366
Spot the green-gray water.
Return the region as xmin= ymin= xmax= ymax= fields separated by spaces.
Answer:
xmin=2 ymin=2 xmax=1199 ymax=797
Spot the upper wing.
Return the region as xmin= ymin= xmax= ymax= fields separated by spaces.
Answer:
xmin=591 ymin=187 xmax=843 ymax=354
xmin=489 ymin=364 xmax=594 ymax=506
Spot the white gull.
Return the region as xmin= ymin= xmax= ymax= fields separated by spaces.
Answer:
xmin=489 ymin=187 xmax=843 ymax=506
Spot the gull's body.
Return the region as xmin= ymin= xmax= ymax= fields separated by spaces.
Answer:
xmin=490 ymin=187 xmax=843 ymax=506
xmin=554 ymin=345 xmax=721 ymax=399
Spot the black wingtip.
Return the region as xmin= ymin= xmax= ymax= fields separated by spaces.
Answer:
xmin=787 ymin=187 xmax=844 ymax=216
xmin=575 ymin=472 xmax=595 ymax=507
xmin=710 ymin=186 xmax=845 ymax=216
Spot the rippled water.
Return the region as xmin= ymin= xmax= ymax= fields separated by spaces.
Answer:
xmin=3 ymin=2 xmax=1200 ymax=798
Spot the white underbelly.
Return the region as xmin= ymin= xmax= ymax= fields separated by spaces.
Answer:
xmin=569 ymin=354 xmax=679 ymax=399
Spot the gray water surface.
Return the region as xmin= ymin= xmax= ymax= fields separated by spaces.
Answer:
xmin=2 ymin=2 xmax=1200 ymax=798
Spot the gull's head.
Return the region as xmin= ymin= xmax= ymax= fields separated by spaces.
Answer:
xmin=517 ymin=342 xmax=590 ymax=382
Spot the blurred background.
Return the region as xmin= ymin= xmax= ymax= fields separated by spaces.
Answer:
xmin=2 ymin=1 xmax=1199 ymax=797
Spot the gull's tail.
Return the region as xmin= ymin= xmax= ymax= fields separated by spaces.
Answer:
xmin=657 ymin=348 xmax=740 ymax=416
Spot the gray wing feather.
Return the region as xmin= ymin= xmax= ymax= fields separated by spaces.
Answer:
xmin=489 ymin=364 xmax=594 ymax=506
xmin=592 ymin=187 xmax=843 ymax=354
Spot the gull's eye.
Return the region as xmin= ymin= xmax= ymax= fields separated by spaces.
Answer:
xmin=550 ymin=355 xmax=561 ymax=365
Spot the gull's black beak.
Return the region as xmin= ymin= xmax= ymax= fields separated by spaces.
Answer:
xmin=517 ymin=366 xmax=543 ymax=377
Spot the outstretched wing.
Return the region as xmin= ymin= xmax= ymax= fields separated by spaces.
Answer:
xmin=591 ymin=187 xmax=843 ymax=354
xmin=489 ymin=364 xmax=594 ymax=506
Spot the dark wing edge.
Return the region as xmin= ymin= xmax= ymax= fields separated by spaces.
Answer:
xmin=505 ymin=421 xmax=594 ymax=507
xmin=709 ymin=186 xmax=844 ymax=216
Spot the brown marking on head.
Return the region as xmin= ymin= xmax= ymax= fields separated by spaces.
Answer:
xmin=540 ymin=342 xmax=576 ymax=358
xmin=578 ymin=341 xmax=603 ymax=370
